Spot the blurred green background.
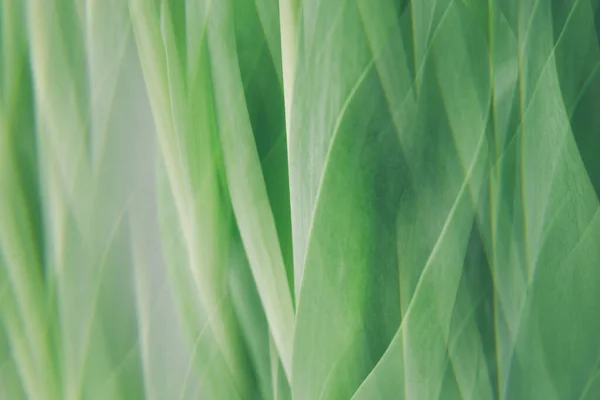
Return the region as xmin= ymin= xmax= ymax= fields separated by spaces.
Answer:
xmin=2 ymin=1 xmax=600 ymax=399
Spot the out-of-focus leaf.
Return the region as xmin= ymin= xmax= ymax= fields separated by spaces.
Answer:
xmin=0 ymin=2 xmax=58 ymax=398
xmin=130 ymin=0 xmax=258 ymax=398
xmin=0 ymin=0 xmax=146 ymax=397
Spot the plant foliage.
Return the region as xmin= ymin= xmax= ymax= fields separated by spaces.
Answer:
xmin=2 ymin=0 xmax=600 ymax=399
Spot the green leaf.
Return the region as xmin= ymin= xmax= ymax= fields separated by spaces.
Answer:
xmin=350 ymin=2 xmax=493 ymax=399
xmin=131 ymin=0 xmax=258 ymax=397
xmin=206 ymin=0 xmax=295 ymax=379
xmin=290 ymin=1 xmax=406 ymax=398
xmin=487 ymin=1 xmax=600 ymax=398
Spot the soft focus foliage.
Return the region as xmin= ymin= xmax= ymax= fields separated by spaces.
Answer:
xmin=2 ymin=0 xmax=600 ymax=399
